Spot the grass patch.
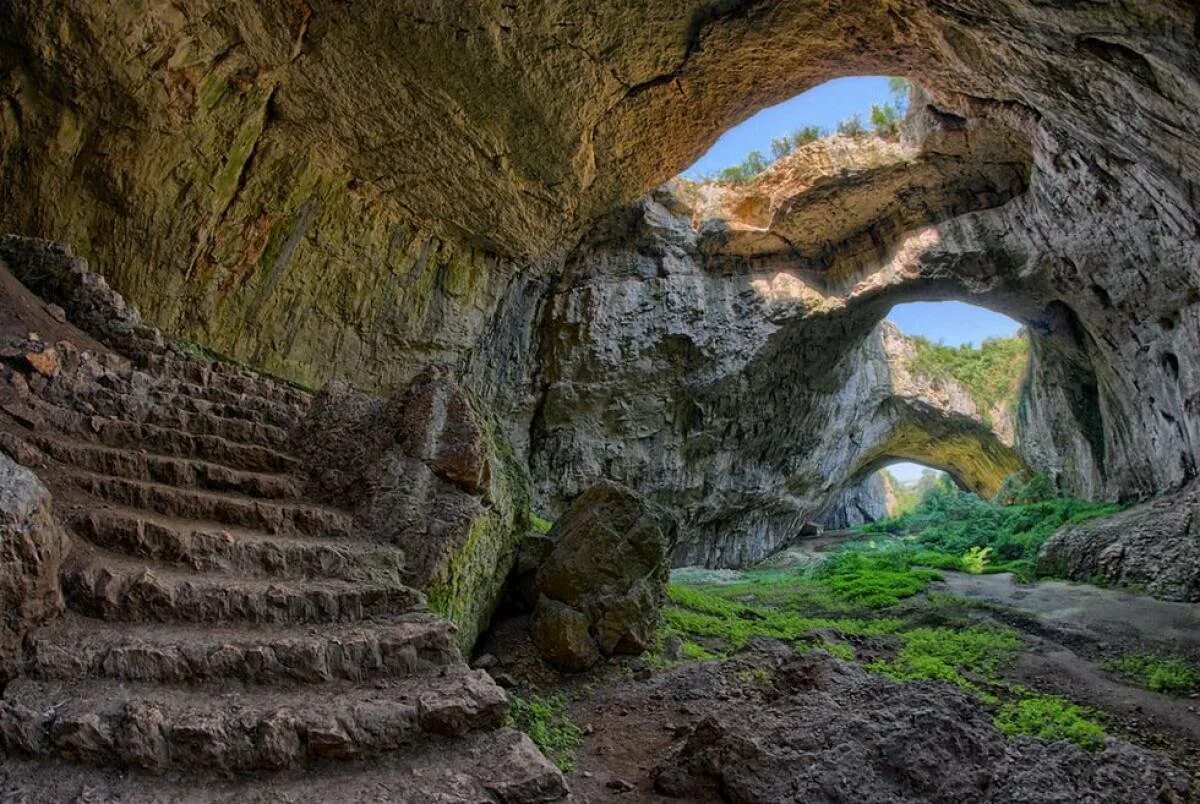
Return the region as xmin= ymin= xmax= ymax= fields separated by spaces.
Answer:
xmin=1108 ymin=653 xmax=1200 ymax=695
xmin=814 ymin=548 xmax=941 ymax=608
xmin=507 ymin=693 xmax=584 ymax=771
xmin=664 ymin=570 xmax=904 ymax=657
xmin=868 ymin=625 xmax=1021 ymax=693
xmin=529 ymin=513 xmax=553 ymax=535
xmin=994 ymin=694 xmax=1108 ymax=750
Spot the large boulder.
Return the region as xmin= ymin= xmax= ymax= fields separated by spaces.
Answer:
xmin=0 ymin=452 xmax=69 ymax=687
xmin=289 ymin=367 xmax=531 ymax=651
xmin=1037 ymin=482 xmax=1200 ymax=602
xmin=530 ymin=482 xmax=676 ymax=671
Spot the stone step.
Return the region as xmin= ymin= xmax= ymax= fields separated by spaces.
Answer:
xmin=0 ymin=729 xmax=567 ymax=803
xmin=24 ymin=613 xmax=461 ymax=685
xmin=0 ymin=670 xmax=506 ymax=773
xmin=28 ymin=432 xmax=301 ymax=499
xmin=80 ymin=387 xmax=291 ymax=448
xmin=143 ymin=351 xmax=312 ymax=408
xmin=68 ymin=505 xmax=403 ymax=582
xmin=63 ymin=547 xmax=424 ymax=625
xmin=34 ymin=403 xmax=301 ymax=473
xmin=63 ymin=469 xmax=352 ymax=537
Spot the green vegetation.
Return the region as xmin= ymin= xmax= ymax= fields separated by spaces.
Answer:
xmin=868 ymin=625 xmax=1020 ymax=694
xmin=859 ymin=475 xmax=1123 ymax=581
xmin=994 ymin=694 xmax=1108 ymax=750
xmin=907 ymin=333 xmax=1031 ymax=425
xmin=870 ymin=103 xmax=902 ymax=139
xmin=664 ymin=534 xmax=1118 ymax=754
xmin=1108 ymin=653 xmax=1200 ymax=695
xmin=507 ymin=694 xmax=584 ymax=771
xmin=530 ymin=513 xmax=553 ymax=534
xmin=813 ymin=548 xmax=942 ymax=608
xmin=836 ymin=113 xmax=866 ymax=138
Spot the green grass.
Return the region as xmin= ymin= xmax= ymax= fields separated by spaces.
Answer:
xmin=994 ymin=694 xmax=1108 ymax=750
xmin=1108 ymin=653 xmax=1200 ymax=695
xmin=813 ymin=548 xmax=942 ymax=608
xmin=530 ymin=513 xmax=553 ymax=535
xmin=868 ymin=625 xmax=1021 ymax=694
xmin=507 ymin=694 xmax=584 ymax=771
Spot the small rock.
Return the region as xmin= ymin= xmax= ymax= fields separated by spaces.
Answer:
xmin=490 ymin=672 xmax=518 ymax=688
xmin=583 ymin=723 xmax=594 ymax=735
xmin=25 ymin=347 xmax=58 ymax=378
xmin=471 ymin=653 xmax=498 ymax=670
xmin=606 ymin=778 xmax=635 ymax=793
xmin=45 ymin=304 xmax=67 ymax=323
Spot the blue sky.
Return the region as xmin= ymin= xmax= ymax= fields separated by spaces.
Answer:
xmin=886 ymin=301 xmax=1021 ymax=347
xmin=683 ymin=76 xmax=899 ymax=179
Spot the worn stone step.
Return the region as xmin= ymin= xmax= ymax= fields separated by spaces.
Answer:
xmin=0 ymin=670 xmax=506 ymax=773
xmin=63 ymin=547 xmax=424 ymax=625
xmin=143 ymin=351 xmax=312 ymax=408
xmin=0 ymin=729 xmax=566 ymax=803
xmin=69 ymin=505 xmax=403 ymax=582
xmin=78 ymin=387 xmax=292 ymax=448
xmin=33 ymin=403 xmax=301 ymax=473
xmin=25 ymin=613 xmax=461 ymax=685
xmin=63 ymin=469 xmax=352 ymax=537
xmin=27 ymin=433 xmax=301 ymax=499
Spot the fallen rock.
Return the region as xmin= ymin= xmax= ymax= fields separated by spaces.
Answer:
xmin=0 ymin=452 xmax=70 ymax=687
xmin=530 ymin=482 xmax=676 ymax=671
xmin=1037 ymin=481 xmax=1200 ymax=602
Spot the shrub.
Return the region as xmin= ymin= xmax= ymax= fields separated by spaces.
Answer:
xmin=1108 ymin=654 xmax=1200 ymax=695
xmin=770 ymin=136 xmax=794 ymax=160
xmin=994 ymin=694 xmax=1107 ymax=750
xmin=961 ymin=546 xmax=991 ymax=575
xmin=870 ymin=624 xmax=1020 ymax=691
xmin=792 ymin=125 xmax=824 ymax=147
xmin=507 ymin=694 xmax=585 ymax=771
xmin=837 ymin=114 xmax=866 ymax=137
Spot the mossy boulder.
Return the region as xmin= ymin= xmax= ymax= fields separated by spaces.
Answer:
xmin=530 ymin=481 xmax=677 ymax=671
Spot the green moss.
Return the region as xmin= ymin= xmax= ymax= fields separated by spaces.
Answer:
xmin=1107 ymin=653 xmax=1200 ymax=695
xmin=530 ymin=513 xmax=553 ymax=535
xmin=994 ymin=694 xmax=1108 ymax=750
xmin=507 ymin=694 xmax=584 ymax=771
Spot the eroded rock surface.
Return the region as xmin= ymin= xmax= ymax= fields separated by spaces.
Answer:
xmin=1037 ymin=481 xmax=1200 ymax=602
xmin=529 ymin=482 xmax=676 ymax=671
xmin=652 ymin=651 xmax=1191 ymax=803
xmin=0 ymin=452 xmax=68 ymax=688
xmin=290 ymin=368 xmax=531 ymax=650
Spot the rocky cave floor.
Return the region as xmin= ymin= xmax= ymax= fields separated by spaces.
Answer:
xmin=479 ymin=552 xmax=1200 ymax=803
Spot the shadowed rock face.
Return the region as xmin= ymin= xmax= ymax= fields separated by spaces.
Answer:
xmin=0 ymin=4 xmax=1197 ymax=567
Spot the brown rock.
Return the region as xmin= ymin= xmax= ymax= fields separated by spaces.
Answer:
xmin=24 ymin=346 xmax=58 ymax=378
xmin=531 ymin=595 xmax=601 ymax=672
xmin=392 ymin=366 xmax=492 ymax=496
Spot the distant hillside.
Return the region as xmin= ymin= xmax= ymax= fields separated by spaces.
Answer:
xmin=905 ymin=333 xmax=1030 ymax=429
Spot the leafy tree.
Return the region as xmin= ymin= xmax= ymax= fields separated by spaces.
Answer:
xmin=743 ymin=150 xmax=768 ymax=174
xmin=770 ymin=136 xmax=794 ymax=160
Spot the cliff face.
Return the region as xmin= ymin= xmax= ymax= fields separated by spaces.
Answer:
xmin=531 ymin=133 xmax=1031 ymax=566
xmin=1 ymin=2 xmax=1198 ymax=565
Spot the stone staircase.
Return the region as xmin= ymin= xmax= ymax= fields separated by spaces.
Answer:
xmin=0 ymin=272 xmax=563 ymax=798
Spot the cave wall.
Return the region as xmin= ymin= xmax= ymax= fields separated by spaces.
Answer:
xmin=1 ymin=2 xmax=1197 ymax=566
